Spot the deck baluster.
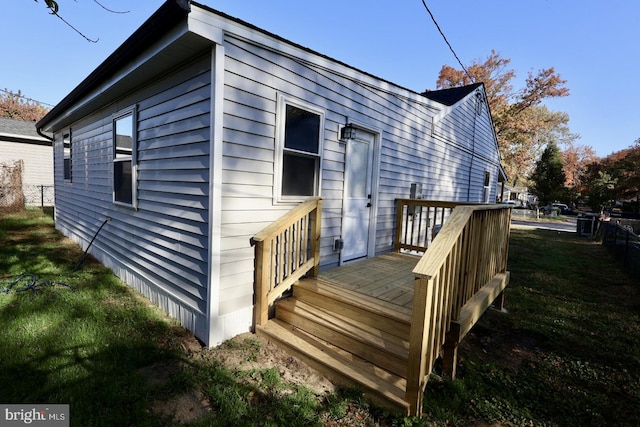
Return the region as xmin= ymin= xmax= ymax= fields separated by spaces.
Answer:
xmin=251 ymin=197 xmax=323 ymax=327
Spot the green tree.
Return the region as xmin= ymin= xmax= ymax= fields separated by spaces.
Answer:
xmin=529 ymin=142 xmax=567 ymax=206
xmin=435 ymin=50 xmax=575 ymax=186
xmin=579 ymin=140 xmax=640 ymax=213
xmin=585 ymin=170 xmax=617 ymax=213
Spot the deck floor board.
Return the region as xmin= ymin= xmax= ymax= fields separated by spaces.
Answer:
xmin=318 ymin=253 xmax=420 ymax=311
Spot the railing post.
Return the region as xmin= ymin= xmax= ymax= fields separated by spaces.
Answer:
xmin=253 ymin=239 xmax=270 ymax=327
xmin=405 ymin=276 xmax=434 ymax=416
xmin=394 ymin=199 xmax=404 ymax=252
xmin=493 ymin=290 xmax=506 ymax=311
xmin=501 ymin=208 xmax=512 ymax=272
xmin=310 ymin=198 xmax=322 ymax=277
xmin=441 ymin=323 xmax=461 ymax=379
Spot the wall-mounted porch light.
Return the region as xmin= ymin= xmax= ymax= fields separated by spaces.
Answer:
xmin=340 ymin=123 xmax=357 ymax=141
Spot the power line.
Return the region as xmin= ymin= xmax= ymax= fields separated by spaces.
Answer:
xmin=0 ymin=89 xmax=55 ymax=108
xmin=420 ymin=0 xmax=474 ymax=82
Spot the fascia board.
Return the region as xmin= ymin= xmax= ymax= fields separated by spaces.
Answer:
xmin=42 ymin=22 xmax=199 ymax=132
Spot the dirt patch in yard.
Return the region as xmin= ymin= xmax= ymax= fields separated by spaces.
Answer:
xmin=138 ymin=309 xmax=541 ymax=427
xmin=141 ymin=330 xmax=393 ymax=426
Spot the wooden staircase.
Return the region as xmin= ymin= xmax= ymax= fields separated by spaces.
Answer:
xmin=251 ymin=198 xmax=513 ymax=416
xmin=256 ymin=277 xmax=413 ymax=413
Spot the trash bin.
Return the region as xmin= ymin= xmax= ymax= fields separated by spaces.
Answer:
xmin=576 ymin=214 xmax=598 ymax=237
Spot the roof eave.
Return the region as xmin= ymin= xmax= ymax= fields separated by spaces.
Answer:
xmin=37 ymin=0 xmax=192 ymax=131
xmin=0 ymin=133 xmax=52 ymax=146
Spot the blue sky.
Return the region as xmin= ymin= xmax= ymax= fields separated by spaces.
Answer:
xmin=2 ymin=0 xmax=638 ymax=157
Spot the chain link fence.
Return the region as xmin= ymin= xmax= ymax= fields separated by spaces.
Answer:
xmin=0 ymin=185 xmax=54 ymax=214
xmin=1 ymin=160 xmax=54 ymax=214
xmin=600 ymin=220 xmax=640 ymax=282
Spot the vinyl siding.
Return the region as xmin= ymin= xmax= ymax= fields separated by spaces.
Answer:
xmin=0 ymin=141 xmax=53 ymax=186
xmin=53 ymin=53 xmax=212 ymax=341
xmin=215 ymin=30 xmax=502 ymax=318
xmin=0 ymin=140 xmax=54 ymax=205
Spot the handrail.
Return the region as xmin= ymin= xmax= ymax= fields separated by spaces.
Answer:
xmin=404 ymin=204 xmax=511 ymax=415
xmin=394 ymin=199 xmax=481 ymax=254
xmin=251 ymin=197 xmax=322 ymax=327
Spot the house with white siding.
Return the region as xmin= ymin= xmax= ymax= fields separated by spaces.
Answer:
xmin=36 ymin=0 xmax=504 ymax=347
xmin=0 ymin=117 xmax=53 ymax=207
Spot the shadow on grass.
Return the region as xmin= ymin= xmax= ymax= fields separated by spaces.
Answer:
xmin=0 ymin=280 xmax=187 ymax=425
xmin=0 ymin=210 xmax=79 ymax=279
xmin=0 ymin=288 xmax=351 ymax=426
xmin=0 ymin=211 xmax=358 ymax=426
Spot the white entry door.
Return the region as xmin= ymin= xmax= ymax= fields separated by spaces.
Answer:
xmin=341 ymin=129 xmax=375 ymax=262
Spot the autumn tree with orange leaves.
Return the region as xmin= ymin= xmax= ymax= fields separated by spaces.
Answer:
xmin=435 ymin=50 xmax=575 ymax=186
xmin=0 ymin=90 xmax=49 ymax=122
xmin=562 ymin=142 xmax=598 ymax=193
xmin=612 ymin=142 xmax=640 ymax=205
xmin=574 ymin=140 xmax=640 ymax=212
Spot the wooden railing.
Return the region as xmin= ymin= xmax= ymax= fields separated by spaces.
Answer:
xmin=404 ymin=204 xmax=512 ymax=416
xmin=394 ymin=199 xmax=479 ymax=253
xmin=250 ymin=197 xmax=322 ymax=327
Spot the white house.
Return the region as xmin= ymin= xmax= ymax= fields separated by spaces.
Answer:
xmin=0 ymin=117 xmax=53 ymax=207
xmin=36 ymin=0 xmax=504 ymax=347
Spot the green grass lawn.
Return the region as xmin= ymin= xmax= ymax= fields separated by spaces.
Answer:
xmin=0 ymin=210 xmax=184 ymax=425
xmin=1 ymin=210 xmax=639 ymax=426
xmin=0 ymin=210 xmax=371 ymax=426
xmin=422 ymin=226 xmax=640 ymax=426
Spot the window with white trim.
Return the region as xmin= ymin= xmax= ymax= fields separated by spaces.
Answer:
xmin=483 ymin=171 xmax=491 ymax=203
xmin=63 ymin=131 xmax=72 ymax=181
xmin=275 ymin=97 xmax=324 ymax=202
xmin=113 ymin=108 xmax=137 ymax=206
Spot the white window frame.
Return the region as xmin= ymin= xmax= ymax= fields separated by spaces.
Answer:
xmin=273 ymin=95 xmax=325 ymax=204
xmin=112 ymin=106 xmax=138 ymax=208
xmin=483 ymin=171 xmax=491 ymax=203
xmin=63 ymin=130 xmax=72 ymax=182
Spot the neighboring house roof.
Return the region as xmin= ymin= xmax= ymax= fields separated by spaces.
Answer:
xmin=0 ymin=117 xmax=51 ymax=146
xmin=421 ymin=83 xmax=483 ymax=106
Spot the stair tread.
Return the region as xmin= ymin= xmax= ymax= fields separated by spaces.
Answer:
xmin=276 ymin=297 xmax=409 ymax=359
xmin=295 ymin=278 xmax=412 ymax=323
xmin=257 ymin=319 xmax=409 ymax=411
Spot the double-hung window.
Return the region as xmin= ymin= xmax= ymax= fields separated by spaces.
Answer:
xmin=276 ymin=97 xmax=324 ymax=202
xmin=63 ymin=130 xmax=72 ymax=181
xmin=113 ymin=108 xmax=137 ymax=206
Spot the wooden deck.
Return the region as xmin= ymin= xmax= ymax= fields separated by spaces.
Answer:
xmin=317 ymin=253 xmax=418 ymax=311
xmin=253 ymin=199 xmax=512 ymax=416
